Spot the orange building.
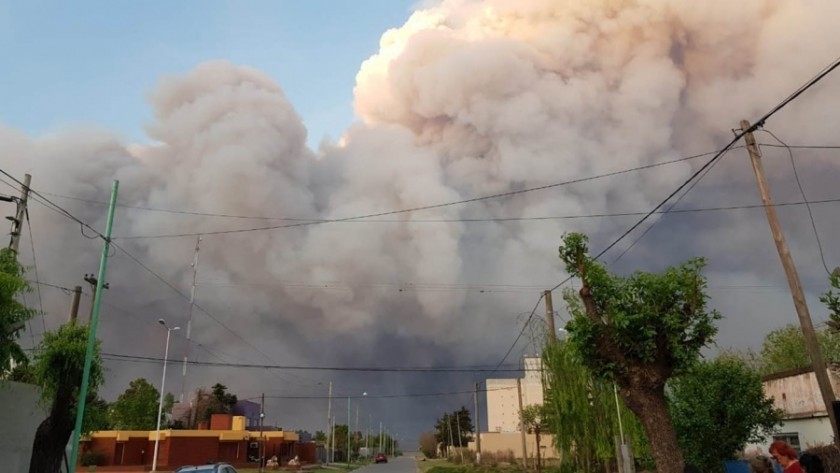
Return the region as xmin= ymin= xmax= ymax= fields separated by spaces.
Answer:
xmin=80 ymin=414 xmax=310 ymax=469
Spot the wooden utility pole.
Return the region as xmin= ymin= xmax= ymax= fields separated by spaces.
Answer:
xmin=544 ymin=290 xmax=556 ymax=342
xmin=8 ymin=173 xmax=30 ymax=252
xmin=741 ymin=120 xmax=840 ymax=445
xmin=517 ymin=378 xmax=527 ymax=468
xmin=68 ymin=285 xmax=82 ymax=324
xmin=474 ymin=382 xmax=481 ymax=463
xmin=84 ymin=273 xmax=109 ymax=322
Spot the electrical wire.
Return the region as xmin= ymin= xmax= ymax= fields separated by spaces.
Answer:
xmin=98 ymin=352 xmax=523 ymax=372
xmin=112 ymin=150 xmax=725 ymax=239
xmin=761 ymin=128 xmax=833 ymax=275
xmin=609 ymin=147 xmax=732 ymax=265
xmin=25 ymin=208 xmax=47 ymax=333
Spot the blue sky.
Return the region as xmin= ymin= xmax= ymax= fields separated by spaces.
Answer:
xmin=0 ymin=0 xmax=418 ymax=146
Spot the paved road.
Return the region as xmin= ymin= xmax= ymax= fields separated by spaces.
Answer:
xmin=354 ymin=456 xmax=417 ymax=473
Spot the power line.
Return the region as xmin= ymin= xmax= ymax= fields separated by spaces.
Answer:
xmin=761 ymin=129 xmax=833 ymax=275
xmin=609 ymin=147 xmax=732 ymax=265
xmin=99 ymin=351 xmax=524 ymax=373
xmin=484 ymin=295 xmax=545 ymax=380
xmin=54 ymin=197 xmax=840 ymax=226
xmin=113 ymin=150 xmax=724 ymax=239
xmin=25 ymin=208 xmax=47 ymax=333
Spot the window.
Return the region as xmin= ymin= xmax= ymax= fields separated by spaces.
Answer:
xmin=773 ymin=433 xmax=801 ymax=452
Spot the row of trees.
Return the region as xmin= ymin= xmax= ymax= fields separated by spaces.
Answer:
xmin=418 ymin=407 xmax=474 ymax=458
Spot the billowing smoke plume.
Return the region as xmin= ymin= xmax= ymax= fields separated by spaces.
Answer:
xmin=5 ymin=0 xmax=840 ymax=438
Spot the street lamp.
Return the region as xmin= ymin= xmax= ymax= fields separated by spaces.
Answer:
xmin=152 ymin=319 xmax=179 ymax=472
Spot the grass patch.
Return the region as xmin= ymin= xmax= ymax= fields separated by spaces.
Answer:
xmin=417 ymin=459 xmax=459 ymax=473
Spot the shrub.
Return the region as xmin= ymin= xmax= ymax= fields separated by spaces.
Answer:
xmin=80 ymin=450 xmax=106 ymax=467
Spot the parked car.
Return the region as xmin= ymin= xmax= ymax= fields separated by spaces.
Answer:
xmin=375 ymin=453 xmax=388 ymax=464
xmin=175 ymin=463 xmax=238 ymax=473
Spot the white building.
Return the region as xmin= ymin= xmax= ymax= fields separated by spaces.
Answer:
xmin=747 ymin=365 xmax=840 ymax=453
xmin=486 ymin=357 xmax=544 ymax=433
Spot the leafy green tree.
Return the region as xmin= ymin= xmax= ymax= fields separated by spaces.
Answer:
xmin=759 ymin=324 xmax=840 ymax=374
xmin=822 ymin=272 xmax=840 ymax=331
xmin=0 ymin=248 xmax=36 ymax=377
xmin=29 ymin=323 xmax=104 ymax=473
xmin=330 ymin=424 xmax=349 ymax=461
xmin=668 ymin=357 xmax=782 ymax=473
xmin=109 ymin=378 xmax=161 ymax=430
xmin=558 ymin=233 xmax=720 ymax=473
xmin=314 ymin=430 xmax=327 ymax=443
xmin=212 ymin=383 xmax=238 ymax=412
xmin=192 ymin=384 xmax=238 ymax=425
xmin=542 ymin=339 xmax=650 ymax=472
xmin=434 ymin=407 xmax=473 ymax=449
xmin=84 ymin=396 xmax=112 ymax=433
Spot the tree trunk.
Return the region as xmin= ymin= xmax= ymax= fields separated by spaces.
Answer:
xmin=619 ymin=383 xmax=684 ymax=473
xmin=29 ymin=414 xmax=74 ymax=473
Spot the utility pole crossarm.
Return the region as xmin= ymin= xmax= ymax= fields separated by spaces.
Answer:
xmin=8 ymin=173 xmax=30 ymax=252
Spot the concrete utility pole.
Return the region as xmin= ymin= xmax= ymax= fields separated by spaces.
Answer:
xmin=517 ymin=378 xmax=527 ymax=468
xmin=84 ymin=273 xmax=109 ymax=322
xmin=6 ymin=173 xmax=30 ymax=252
xmin=355 ymin=401 xmax=360 ymax=449
xmin=180 ymin=235 xmax=202 ymax=402
xmin=68 ymin=285 xmax=82 ymax=324
xmin=543 ymin=290 xmax=556 ymax=342
xmin=259 ymin=393 xmax=265 ymax=473
xmin=474 ymin=383 xmax=481 ymax=463
xmin=741 ymin=120 xmax=840 ymax=445
xmin=326 ymin=381 xmax=333 ymax=463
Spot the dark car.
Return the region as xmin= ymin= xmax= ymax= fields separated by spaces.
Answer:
xmin=175 ymin=463 xmax=238 ymax=473
xmin=375 ymin=453 xmax=388 ymax=464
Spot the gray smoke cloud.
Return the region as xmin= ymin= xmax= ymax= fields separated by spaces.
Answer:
xmin=4 ymin=0 xmax=840 ymax=442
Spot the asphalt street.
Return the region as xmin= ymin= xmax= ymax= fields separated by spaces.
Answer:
xmin=354 ymin=456 xmax=417 ymax=473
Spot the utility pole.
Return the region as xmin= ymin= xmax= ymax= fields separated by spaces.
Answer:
xmin=347 ymin=396 xmax=351 ymax=467
xmin=326 ymin=381 xmax=333 ymax=463
xmin=69 ymin=180 xmax=119 ymax=469
xmin=379 ymin=422 xmax=383 ymax=453
xmin=84 ymin=273 xmax=109 ymax=322
xmin=543 ymin=290 xmax=556 ymax=342
xmin=741 ymin=120 xmax=840 ymax=445
xmin=180 ymin=235 xmax=202 ymax=402
xmin=7 ymin=173 xmax=30 ymax=252
xmin=259 ymin=393 xmax=265 ymax=473
xmin=331 ymin=416 xmax=336 ymax=463
xmin=68 ymin=285 xmax=82 ymax=324
xmin=355 ymin=401 xmax=360 ymax=452
xmin=474 ymin=382 xmax=481 ymax=463
xmin=517 ymin=378 xmax=527 ymax=468
xmin=446 ymin=415 xmax=454 ymax=458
